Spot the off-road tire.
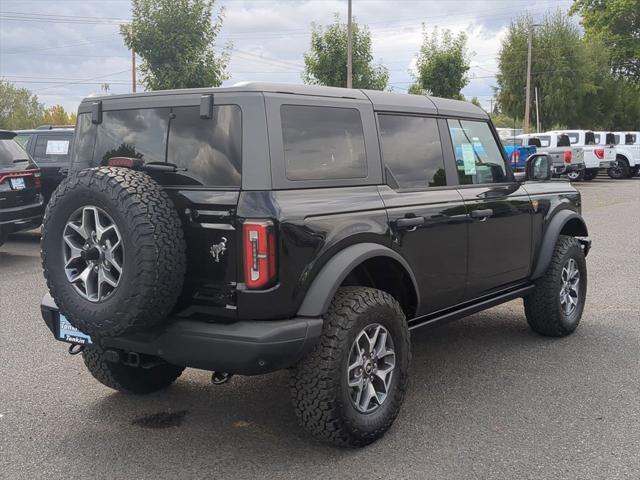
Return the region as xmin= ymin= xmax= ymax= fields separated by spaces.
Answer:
xmin=291 ymin=287 xmax=411 ymax=447
xmin=41 ymin=167 xmax=186 ymax=338
xmin=608 ymin=157 xmax=630 ymax=179
xmin=525 ymin=235 xmax=587 ymax=337
xmin=83 ymin=345 xmax=184 ymax=394
xmin=566 ymin=169 xmax=585 ymax=182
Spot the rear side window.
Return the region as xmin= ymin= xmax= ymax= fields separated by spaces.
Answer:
xmin=14 ymin=134 xmax=33 ymax=149
xmin=447 ymin=119 xmax=508 ymax=185
xmin=378 ymin=114 xmax=446 ymax=189
xmin=625 ymin=134 xmax=637 ymax=144
xmin=281 ymin=105 xmax=367 ymax=181
xmin=33 ymin=134 xmax=72 ymax=163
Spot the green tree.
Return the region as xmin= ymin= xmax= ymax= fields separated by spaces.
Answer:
xmin=303 ymin=14 xmax=389 ymax=90
xmin=570 ymin=0 xmax=640 ymax=80
xmin=121 ymin=0 xmax=230 ymax=90
xmin=42 ymin=105 xmax=76 ymax=126
xmin=409 ymin=26 xmax=470 ymax=99
xmin=496 ymin=11 xmax=594 ymax=129
xmin=0 ymin=80 xmax=45 ymax=129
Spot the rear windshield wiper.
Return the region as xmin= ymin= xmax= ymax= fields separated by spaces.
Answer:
xmin=13 ymin=158 xmax=29 ymax=164
xmin=143 ymin=162 xmax=187 ymax=173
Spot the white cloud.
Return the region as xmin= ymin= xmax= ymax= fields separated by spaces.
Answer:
xmin=0 ymin=0 xmax=572 ymax=112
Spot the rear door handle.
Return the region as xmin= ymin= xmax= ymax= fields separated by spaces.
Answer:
xmin=470 ymin=209 xmax=493 ymax=220
xmin=396 ymin=216 xmax=425 ymax=230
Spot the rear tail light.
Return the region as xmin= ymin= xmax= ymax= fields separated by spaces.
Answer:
xmin=594 ymin=148 xmax=604 ymax=160
xmin=564 ymin=151 xmax=572 ymax=164
xmin=243 ymin=220 xmax=277 ymax=289
xmin=107 ymin=157 xmax=143 ymax=169
xmin=0 ymin=169 xmax=40 ymax=187
xmin=510 ymin=150 xmax=520 ymax=166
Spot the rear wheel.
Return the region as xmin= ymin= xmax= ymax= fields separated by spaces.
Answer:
xmin=525 ymin=235 xmax=587 ymax=337
xmin=566 ymin=169 xmax=585 ymax=182
xmin=83 ymin=345 xmax=184 ymax=394
xmin=608 ymin=157 xmax=630 ymax=179
xmin=291 ymin=287 xmax=411 ymax=447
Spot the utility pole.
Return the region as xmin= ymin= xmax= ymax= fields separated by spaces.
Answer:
xmin=535 ymin=86 xmax=541 ymax=133
xmin=132 ymin=49 xmax=137 ymax=93
xmin=524 ymin=24 xmax=540 ymax=133
xmin=346 ymin=0 xmax=353 ymax=88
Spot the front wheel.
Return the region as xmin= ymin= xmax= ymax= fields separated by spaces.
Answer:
xmin=290 ymin=287 xmax=411 ymax=447
xmin=525 ymin=235 xmax=587 ymax=337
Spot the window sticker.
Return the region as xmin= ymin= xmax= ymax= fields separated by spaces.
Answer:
xmin=45 ymin=140 xmax=70 ymax=155
xmin=461 ymin=143 xmax=476 ymax=175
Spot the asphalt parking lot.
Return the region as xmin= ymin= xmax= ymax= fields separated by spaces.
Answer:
xmin=1 ymin=177 xmax=638 ymax=480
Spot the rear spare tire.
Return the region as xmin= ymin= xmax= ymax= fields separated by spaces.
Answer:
xmin=41 ymin=167 xmax=186 ymax=338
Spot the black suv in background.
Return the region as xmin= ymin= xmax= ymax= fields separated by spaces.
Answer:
xmin=15 ymin=125 xmax=74 ymax=203
xmin=39 ymin=83 xmax=590 ymax=447
xmin=0 ymin=130 xmax=43 ymax=247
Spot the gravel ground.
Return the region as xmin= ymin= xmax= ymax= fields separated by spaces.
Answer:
xmin=1 ymin=177 xmax=638 ymax=479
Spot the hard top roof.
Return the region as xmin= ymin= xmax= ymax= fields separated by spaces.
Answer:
xmin=15 ymin=127 xmax=75 ymax=134
xmin=80 ymin=82 xmax=487 ymax=119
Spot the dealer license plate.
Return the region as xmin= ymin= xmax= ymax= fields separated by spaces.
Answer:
xmin=57 ymin=314 xmax=92 ymax=345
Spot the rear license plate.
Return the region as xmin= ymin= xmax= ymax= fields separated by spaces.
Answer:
xmin=57 ymin=314 xmax=92 ymax=345
xmin=10 ymin=177 xmax=26 ymax=190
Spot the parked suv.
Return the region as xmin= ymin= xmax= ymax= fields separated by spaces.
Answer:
xmin=39 ymin=83 xmax=591 ymax=447
xmin=611 ymin=132 xmax=639 ymax=178
xmin=0 ymin=130 xmax=43 ymax=247
xmin=15 ymin=125 xmax=74 ymax=202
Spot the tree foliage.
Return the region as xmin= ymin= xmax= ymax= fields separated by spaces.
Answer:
xmin=42 ymin=105 xmax=76 ymax=126
xmin=0 ymin=80 xmax=45 ymax=130
xmin=303 ymin=14 xmax=389 ymax=90
xmin=495 ymin=10 xmax=639 ymax=130
xmin=410 ymin=27 xmax=470 ymax=99
xmin=121 ymin=0 xmax=230 ymax=90
xmin=570 ymin=0 xmax=640 ymax=80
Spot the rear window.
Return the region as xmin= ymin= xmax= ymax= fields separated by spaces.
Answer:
xmin=14 ymin=134 xmax=33 ymax=149
xmin=73 ymin=105 xmax=242 ymax=187
xmin=625 ymin=134 xmax=637 ymax=144
xmin=281 ymin=105 xmax=367 ymax=181
xmin=0 ymin=139 xmax=30 ymax=167
xmin=33 ymin=134 xmax=72 ymax=163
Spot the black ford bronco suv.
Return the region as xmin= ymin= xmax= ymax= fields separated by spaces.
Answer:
xmin=40 ymin=83 xmax=590 ymax=447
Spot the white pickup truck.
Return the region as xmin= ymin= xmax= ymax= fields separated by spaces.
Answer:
xmin=548 ymin=130 xmax=616 ymax=181
xmin=517 ymin=132 xmax=585 ymax=179
xmin=609 ymin=132 xmax=639 ymax=178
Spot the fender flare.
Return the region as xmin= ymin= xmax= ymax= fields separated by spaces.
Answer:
xmin=297 ymin=243 xmax=420 ymax=317
xmin=531 ymin=210 xmax=588 ymax=280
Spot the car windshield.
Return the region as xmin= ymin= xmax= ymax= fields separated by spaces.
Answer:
xmin=0 ymin=139 xmax=31 ymax=167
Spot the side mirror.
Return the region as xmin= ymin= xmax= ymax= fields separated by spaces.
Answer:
xmin=525 ymin=153 xmax=552 ymax=181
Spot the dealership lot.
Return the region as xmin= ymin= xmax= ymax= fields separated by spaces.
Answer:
xmin=1 ymin=178 xmax=638 ymax=479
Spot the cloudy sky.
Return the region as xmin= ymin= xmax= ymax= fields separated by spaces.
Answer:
xmin=0 ymin=0 xmax=573 ymax=112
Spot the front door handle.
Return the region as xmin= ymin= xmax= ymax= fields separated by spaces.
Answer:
xmin=470 ymin=209 xmax=493 ymax=221
xmin=396 ymin=216 xmax=425 ymax=230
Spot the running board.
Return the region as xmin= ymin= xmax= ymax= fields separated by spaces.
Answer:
xmin=408 ymin=284 xmax=535 ymax=331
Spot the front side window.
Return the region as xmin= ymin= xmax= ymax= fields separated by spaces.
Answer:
xmin=378 ymin=114 xmax=446 ymax=189
xmin=447 ymin=119 xmax=508 ymax=185
xmin=281 ymin=105 xmax=367 ymax=181
xmin=33 ymin=134 xmax=72 ymax=163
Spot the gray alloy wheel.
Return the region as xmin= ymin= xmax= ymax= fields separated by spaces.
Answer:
xmin=347 ymin=323 xmax=396 ymax=413
xmin=559 ymin=258 xmax=580 ymax=316
xmin=62 ymin=205 xmax=124 ymax=302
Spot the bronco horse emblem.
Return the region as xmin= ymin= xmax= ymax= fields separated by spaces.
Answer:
xmin=210 ymin=237 xmax=227 ymax=263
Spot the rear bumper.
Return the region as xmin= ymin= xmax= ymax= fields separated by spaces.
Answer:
xmin=0 ymin=198 xmax=44 ymax=234
xmin=40 ymin=293 xmax=323 ymax=376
